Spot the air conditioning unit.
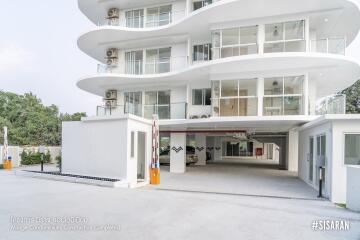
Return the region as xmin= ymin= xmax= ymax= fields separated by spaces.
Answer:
xmin=190 ymin=115 xmax=199 ymax=119
xmin=105 ymin=99 xmax=117 ymax=108
xmin=106 ymin=58 xmax=118 ymax=66
xmin=105 ymin=90 xmax=117 ymax=100
xmin=107 ymin=8 xmax=119 ymax=19
xmin=201 ymin=115 xmax=210 ymax=119
xmin=106 ymin=48 xmax=118 ymax=59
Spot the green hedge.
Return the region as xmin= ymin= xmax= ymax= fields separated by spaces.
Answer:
xmin=20 ymin=151 xmax=51 ymax=165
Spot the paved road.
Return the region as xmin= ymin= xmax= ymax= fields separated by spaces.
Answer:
xmin=0 ymin=167 xmax=359 ymax=240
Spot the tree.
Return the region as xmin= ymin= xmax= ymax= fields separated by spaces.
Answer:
xmin=0 ymin=91 xmax=86 ymax=146
xmin=341 ymin=80 xmax=360 ymax=114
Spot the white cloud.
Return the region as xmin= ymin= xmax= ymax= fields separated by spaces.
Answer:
xmin=0 ymin=44 xmax=34 ymax=72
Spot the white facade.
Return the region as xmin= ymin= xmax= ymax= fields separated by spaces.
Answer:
xmin=64 ymin=0 xmax=360 ymax=200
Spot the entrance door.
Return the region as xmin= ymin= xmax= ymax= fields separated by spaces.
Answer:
xmin=316 ymin=135 xmax=326 ymax=189
xmin=308 ymin=137 xmax=314 ymax=183
xmin=137 ymin=132 xmax=146 ymax=180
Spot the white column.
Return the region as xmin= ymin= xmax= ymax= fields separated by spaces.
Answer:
xmin=195 ymin=134 xmax=206 ymax=165
xmin=305 ymin=17 xmax=310 ymax=52
xmin=170 ymin=133 xmax=186 ymax=173
xmin=213 ymin=137 xmax=222 ymax=162
xmin=186 ymin=0 xmax=192 ymax=15
xmin=288 ymin=129 xmax=299 ymax=172
xmin=304 ymin=74 xmax=309 ymax=115
xmin=258 ymin=24 xmax=265 ymax=54
xmin=187 ymin=37 xmax=192 ymax=65
xmin=257 ymin=77 xmax=264 ymax=116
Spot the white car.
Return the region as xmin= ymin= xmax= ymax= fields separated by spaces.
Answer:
xmin=159 ymin=146 xmax=199 ymax=165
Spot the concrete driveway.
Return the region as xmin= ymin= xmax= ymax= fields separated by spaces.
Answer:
xmin=152 ymin=162 xmax=318 ymax=200
xmin=1 ymin=166 xmax=359 ymax=240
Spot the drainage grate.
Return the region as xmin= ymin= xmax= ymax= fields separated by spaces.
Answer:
xmin=23 ymin=170 xmax=121 ymax=182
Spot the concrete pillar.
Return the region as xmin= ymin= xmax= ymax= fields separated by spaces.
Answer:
xmin=195 ymin=134 xmax=206 ymax=165
xmin=304 ymin=74 xmax=309 ymax=115
xmin=257 ymin=77 xmax=264 ymax=116
xmin=187 ymin=37 xmax=192 ymax=65
xmin=214 ymin=137 xmax=222 ymax=162
xmin=170 ymin=133 xmax=186 ymax=173
xmin=186 ymin=0 xmax=192 ymax=15
xmin=288 ymin=129 xmax=299 ymax=172
xmin=257 ymin=24 xmax=265 ymax=54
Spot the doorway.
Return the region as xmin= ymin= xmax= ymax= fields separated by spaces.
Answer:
xmin=316 ymin=134 xmax=326 ymax=190
xmin=137 ymin=132 xmax=146 ymax=180
xmin=308 ymin=137 xmax=314 ymax=183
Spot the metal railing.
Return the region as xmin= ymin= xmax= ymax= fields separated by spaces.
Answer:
xmin=310 ymin=37 xmax=346 ymax=55
xmin=97 ymin=56 xmax=189 ymax=75
xmin=96 ymin=102 xmax=188 ymax=119
xmin=315 ymin=94 xmax=346 ymax=115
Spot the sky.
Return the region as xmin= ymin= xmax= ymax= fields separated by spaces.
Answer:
xmin=0 ymin=0 xmax=360 ymax=116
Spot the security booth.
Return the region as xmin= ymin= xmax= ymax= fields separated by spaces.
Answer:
xmin=61 ymin=114 xmax=153 ymax=188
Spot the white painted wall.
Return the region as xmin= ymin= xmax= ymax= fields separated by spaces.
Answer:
xmin=299 ymin=118 xmax=360 ymax=203
xmin=330 ymin=120 xmax=360 ymax=203
xmin=195 ymin=134 xmax=206 ymax=165
xmin=288 ymin=129 xmax=299 ymax=172
xmin=170 ymin=133 xmax=186 ymax=173
xmin=298 ymin=122 xmax=332 ymax=198
xmin=347 ymin=166 xmax=360 ymax=212
xmin=62 ymin=116 xmax=152 ymax=186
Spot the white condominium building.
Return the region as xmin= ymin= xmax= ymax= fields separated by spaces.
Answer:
xmin=62 ymin=0 xmax=360 ymax=204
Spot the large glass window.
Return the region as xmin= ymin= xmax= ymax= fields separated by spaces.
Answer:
xmin=145 ymin=47 xmax=171 ymax=74
xmin=126 ymin=9 xmax=144 ymax=28
xmin=125 ymin=50 xmax=143 ymax=74
xmin=213 ymin=79 xmax=258 ymax=117
xmin=193 ymin=0 xmax=212 ymax=11
xmin=193 ymin=44 xmax=212 ymax=62
xmin=264 ymin=20 xmax=305 ymax=53
xmin=263 ymin=75 xmax=304 ymax=116
xmin=212 ymin=26 xmax=258 ymax=59
xmin=345 ymin=134 xmax=360 ymax=165
xmin=222 ymin=141 xmax=254 ymax=157
xmin=146 ymin=5 xmax=172 ymax=27
xmin=124 ymin=92 xmax=142 ymax=116
xmin=144 ymin=91 xmax=170 ymax=119
xmin=192 ymin=89 xmax=211 ymax=106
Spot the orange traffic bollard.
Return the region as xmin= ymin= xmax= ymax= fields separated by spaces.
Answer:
xmin=3 ymin=160 xmax=12 ymax=170
xmin=150 ymin=168 xmax=160 ymax=185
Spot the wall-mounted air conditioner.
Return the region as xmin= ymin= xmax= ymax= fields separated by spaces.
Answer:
xmin=105 ymin=90 xmax=117 ymax=100
xmin=106 ymin=58 xmax=118 ymax=66
xmin=105 ymin=100 xmax=117 ymax=108
xmin=107 ymin=8 xmax=119 ymax=19
xmin=106 ymin=48 xmax=118 ymax=59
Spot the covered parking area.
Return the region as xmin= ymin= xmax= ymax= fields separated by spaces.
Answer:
xmin=155 ymin=116 xmax=318 ymax=199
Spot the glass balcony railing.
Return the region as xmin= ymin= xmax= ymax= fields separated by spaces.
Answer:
xmin=96 ymin=103 xmax=188 ymax=120
xmin=315 ymin=94 xmax=346 ymax=115
xmin=97 ymin=56 xmax=189 ymax=75
xmin=264 ymin=40 xmax=306 ymax=53
xmin=98 ymin=10 xmax=186 ymax=28
xmin=310 ymin=38 xmax=346 ymax=55
xmin=212 ymin=97 xmax=258 ymax=117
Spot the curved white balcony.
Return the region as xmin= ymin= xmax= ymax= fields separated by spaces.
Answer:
xmin=77 ymin=53 xmax=360 ymax=99
xmin=78 ymin=0 xmax=360 ymax=62
xmin=97 ymin=56 xmax=189 ymax=75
